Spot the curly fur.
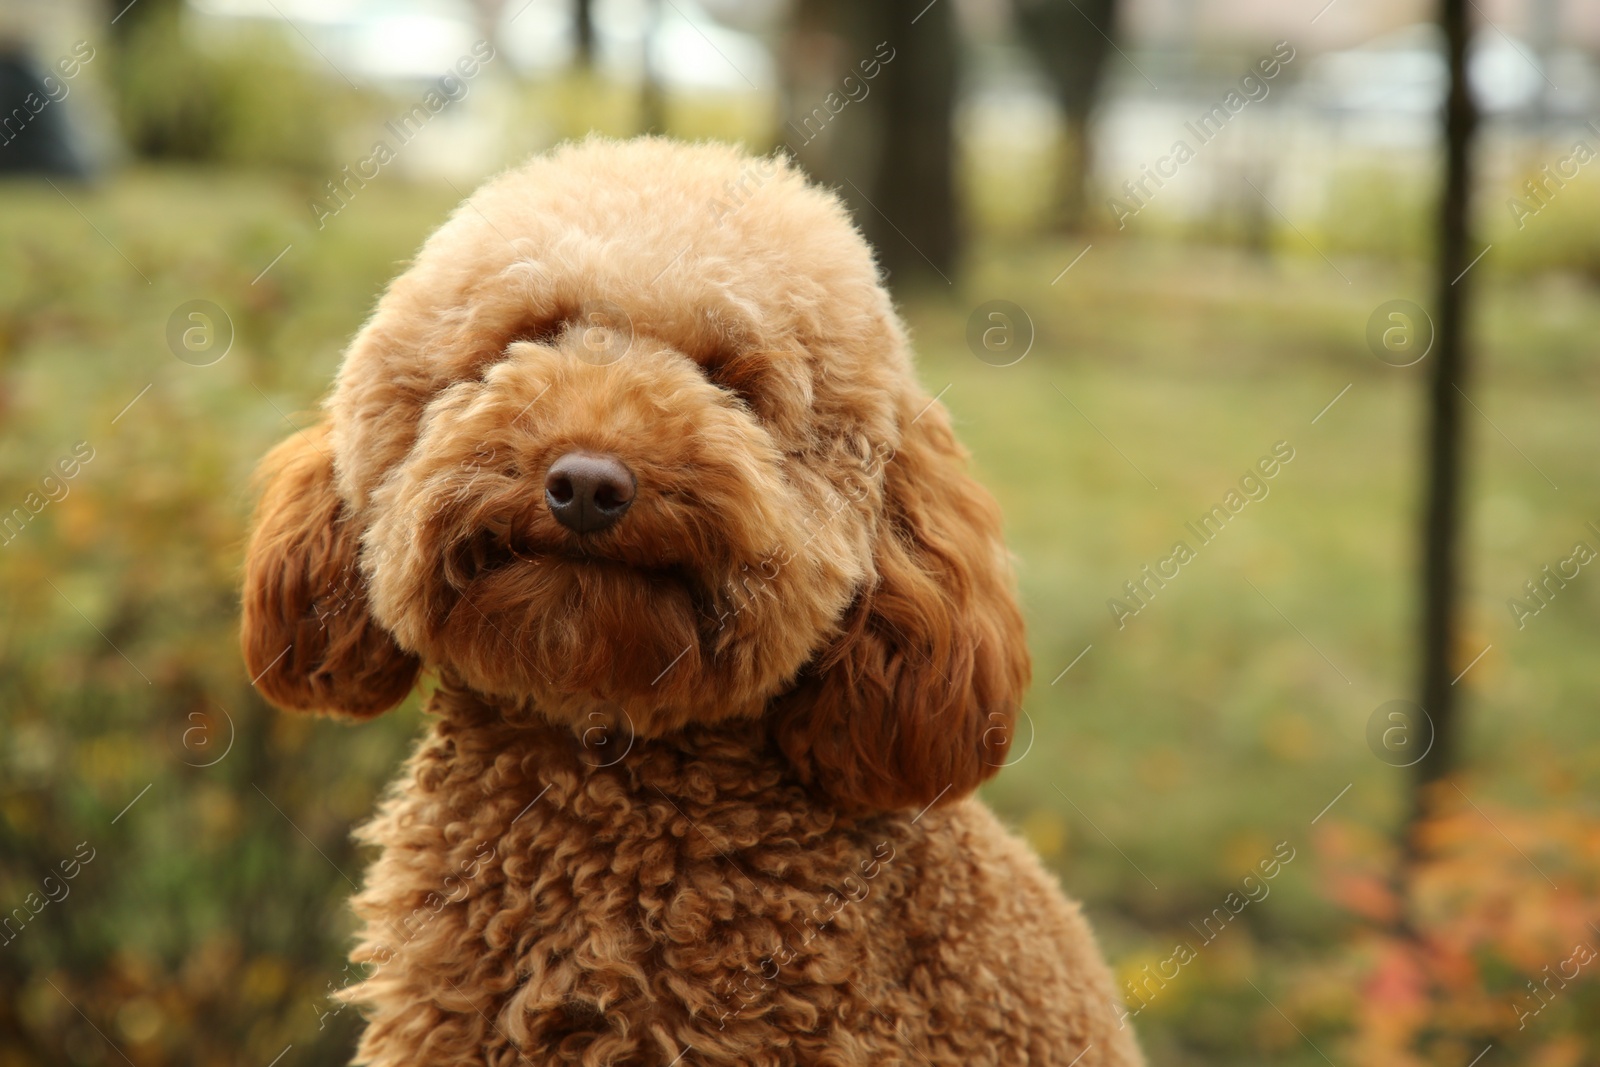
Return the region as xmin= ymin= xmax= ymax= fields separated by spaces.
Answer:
xmin=240 ymin=137 xmax=1142 ymax=1066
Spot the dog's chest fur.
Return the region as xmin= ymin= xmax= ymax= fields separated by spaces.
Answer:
xmin=339 ymin=684 xmax=1132 ymax=1067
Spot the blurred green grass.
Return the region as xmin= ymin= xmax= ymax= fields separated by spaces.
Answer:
xmin=1 ymin=167 xmax=1598 ymax=1066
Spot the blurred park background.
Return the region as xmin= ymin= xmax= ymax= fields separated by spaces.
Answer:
xmin=2 ymin=0 xmax=1599 ymax=1064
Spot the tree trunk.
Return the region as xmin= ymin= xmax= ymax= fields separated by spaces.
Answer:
xmin=1013 ymin=0 xmax=1120 ymax=233
xmin=574 ymin=0 xmax=596 ymax=69
xmin=1055 ymin=111 xmax=1092 ymax=230
xmin=780 ymin=0 xmax=960 ymax=293
xmin=1409 ymin=0 xmax=1477 ymax=823
xmin=639 ymin=0 xmax=666 ymax=134
xmin=864 ymin=0 xmax=959 ymax=288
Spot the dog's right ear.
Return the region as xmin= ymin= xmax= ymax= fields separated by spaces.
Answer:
xmin=241 ymin=425 xmax=421 ymax=718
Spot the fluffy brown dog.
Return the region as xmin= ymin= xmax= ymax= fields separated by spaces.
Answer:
xmin=241 ymin=138 xmax=1141 ymax=1067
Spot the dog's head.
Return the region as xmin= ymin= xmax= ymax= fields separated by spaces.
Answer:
xmin=241 ymin=138 xmax=1028 ymax=810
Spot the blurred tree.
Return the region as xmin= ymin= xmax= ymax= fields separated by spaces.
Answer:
xmin=637 ymin=0 xmax=667 ymax=134
xmin=1410 ymin=0 xmax=1478 ymax=810
xmin=1011 ymin=0 xmax=1120 ymax=232
xmin=573 ymin=0 xmax=597 ymax=69
xmin=781 ymin=0 xmax=959 ymax=291
xmin=463 ymin=0 xmax=510 ymax=57
xmin=108 ymin=0 xmax=217 ymax=162
xmin=1398 ymin=11 xmax=1482 ymax=1059
xmin=105 ymin=0 xmax=183 ymax=43
xmin=105 ymin=2 xmax=349 ymax=173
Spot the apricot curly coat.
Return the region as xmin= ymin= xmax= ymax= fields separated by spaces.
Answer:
xmin=241 ymin=138 xmax=1142 ymax=1066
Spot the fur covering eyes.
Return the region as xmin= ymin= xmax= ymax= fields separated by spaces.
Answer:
xmin=243 ymin=139 xmax=1029 ymax=812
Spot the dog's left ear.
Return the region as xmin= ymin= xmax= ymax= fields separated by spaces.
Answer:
xmin=775 ymin=396 xmax=1031 ymax=811
xmin=241 ymin=425 xmax=422 ymax=719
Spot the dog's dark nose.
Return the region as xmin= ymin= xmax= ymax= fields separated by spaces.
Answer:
xmin=545 ymin=452 xmax=636 ymax=534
